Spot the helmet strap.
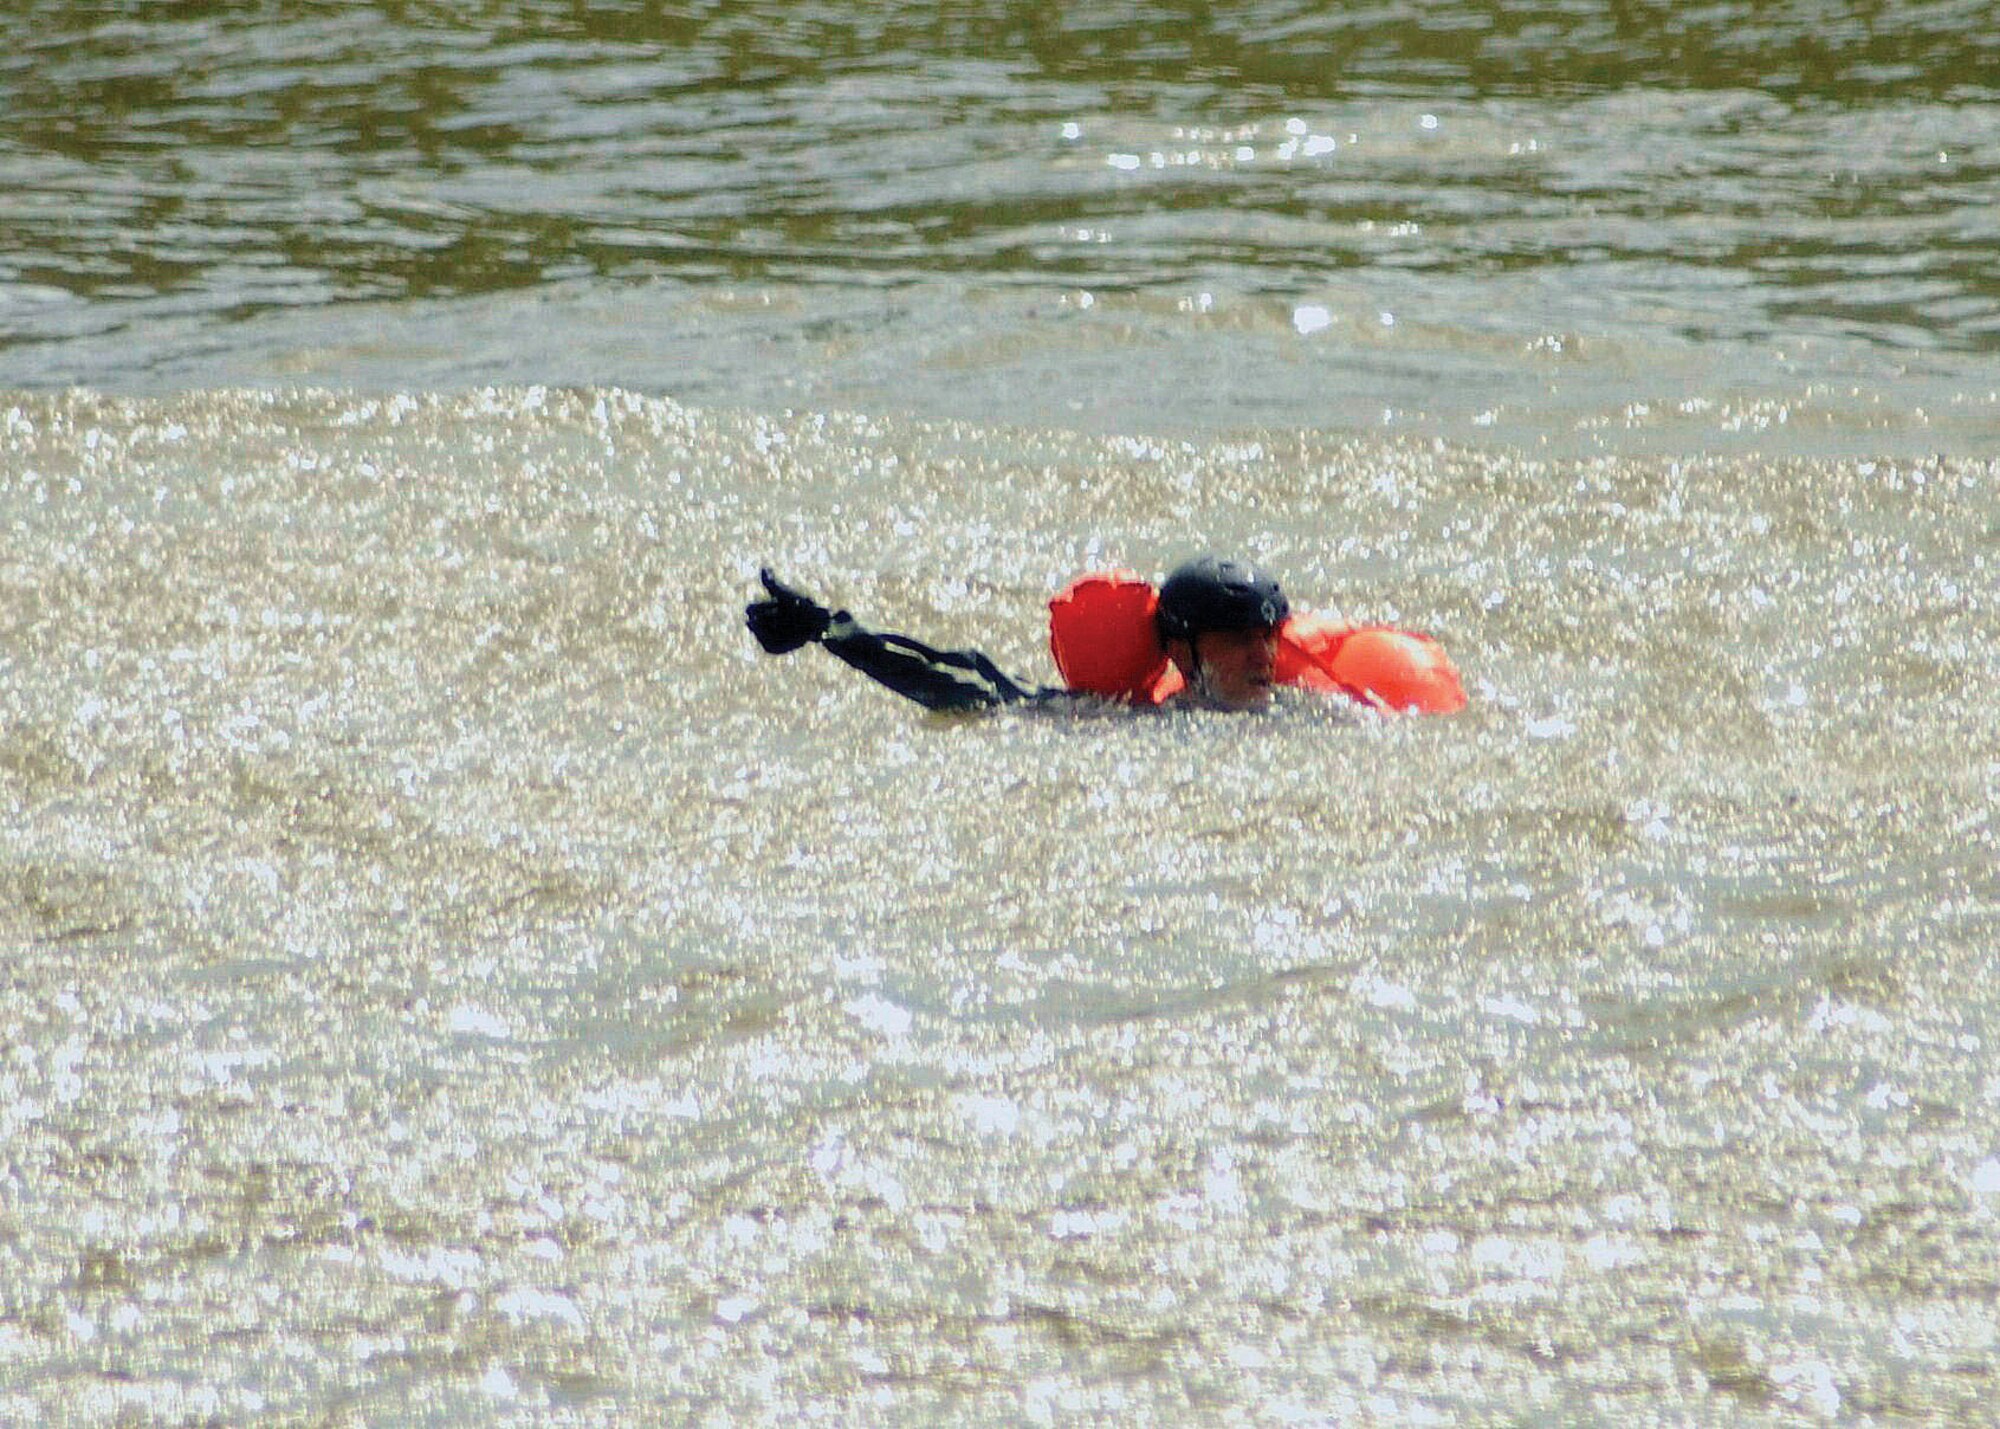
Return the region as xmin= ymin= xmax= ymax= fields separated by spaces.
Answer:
xmin=1180 ymin=634 xmax=1209 ymax=703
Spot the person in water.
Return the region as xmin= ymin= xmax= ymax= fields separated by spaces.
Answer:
xmin=745 ymin=556 xmax=1467 ymax=715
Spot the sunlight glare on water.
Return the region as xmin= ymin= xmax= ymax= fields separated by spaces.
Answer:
xmin=1 ymin=387 xmax=1996 ymax=1420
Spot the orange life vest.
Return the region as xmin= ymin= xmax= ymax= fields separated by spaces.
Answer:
xmin=1048 ymin=570 xmax=1467 ymax=714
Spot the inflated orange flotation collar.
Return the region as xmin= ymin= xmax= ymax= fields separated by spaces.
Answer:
xmin=1049 ymin=570 xmax=1466 ymax=713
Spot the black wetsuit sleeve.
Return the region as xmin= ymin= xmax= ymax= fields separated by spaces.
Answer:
xmin=821 ymin=613 xmax=1041 ymax=711
xmin=746 ymin=569 xmax=1050 ymax=712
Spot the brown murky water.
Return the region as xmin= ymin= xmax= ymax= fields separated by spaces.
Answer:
xmin=2 ymin=387 xmax=1995 ymax=1422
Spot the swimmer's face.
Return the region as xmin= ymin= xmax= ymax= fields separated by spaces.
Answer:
xmin=1189 ymin=626 xmax=1280 ymax=709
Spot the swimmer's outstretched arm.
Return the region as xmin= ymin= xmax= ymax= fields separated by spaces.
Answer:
xmin=745 ymin=569 xmax=1048 ymax=712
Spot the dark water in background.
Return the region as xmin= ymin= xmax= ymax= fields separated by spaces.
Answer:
xmin=5 ymin=0 xmax=1999 ymax=451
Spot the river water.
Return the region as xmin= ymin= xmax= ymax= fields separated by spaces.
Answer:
xmin=4 ymin=4 xmax=1999 ymax=1425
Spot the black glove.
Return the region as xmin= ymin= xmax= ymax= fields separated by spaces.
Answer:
xmin=745 ymin=569 xmax=833 ymax=654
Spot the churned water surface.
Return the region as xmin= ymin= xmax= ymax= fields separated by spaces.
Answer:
xmin=4 ymin=388 xmax=1996 ymax=1423
xmin=4 ymin=3 xmax=2000 ymax=1425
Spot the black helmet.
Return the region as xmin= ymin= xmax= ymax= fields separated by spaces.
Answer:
xmin=1156 ymin=556 xmax=1289 ymax=642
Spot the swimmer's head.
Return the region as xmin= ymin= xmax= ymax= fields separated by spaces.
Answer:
xmin=1157 ymin=557 xmax=1289 ymax=709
